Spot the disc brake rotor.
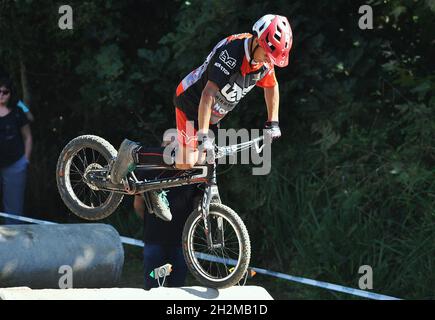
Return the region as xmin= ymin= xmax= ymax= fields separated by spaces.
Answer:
xmin=83 ymin=163 xmax=103 ymax=191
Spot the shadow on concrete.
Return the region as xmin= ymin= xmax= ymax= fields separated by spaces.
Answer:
xmin=179 ymin=286 xmax=220 ymax=299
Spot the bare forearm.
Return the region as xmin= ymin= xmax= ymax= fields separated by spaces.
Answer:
xmin=198 ymin=81 xmax=218 ymax=133
xmin=24 ymin=136 xmax=32 ymax=161
xmin=198 ymin=94 xmax=214 ymax=133
xmin=21 ymin=125 xmax=32 ymax=161
xmin=265 ymin=84 xmax=280 ymax=122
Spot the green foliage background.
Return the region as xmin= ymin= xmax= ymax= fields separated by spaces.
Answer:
xmin=1 ymin=0 xmax=434 ymax=299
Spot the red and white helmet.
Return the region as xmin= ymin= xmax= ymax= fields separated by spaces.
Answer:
xmin=252 ymin=14 xmax=293 ymax=67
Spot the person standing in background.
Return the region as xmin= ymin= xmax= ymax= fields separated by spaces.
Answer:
xmin=134 ymin=184 xmax=201 ymax=289
xmin=0 ymin=77 xmax=32 ymax=224
xmin=133 ymin=170 xmax=201 ymax=289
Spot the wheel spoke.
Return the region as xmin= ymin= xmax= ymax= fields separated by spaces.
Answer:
xmin=71 ymin=161 xmax=84 ymax=177
xmin=82 ymin=149 xmax=89 ymax=168
xmin=75 ymin=151 xmax=87 ymax=172
xmin=75 ymin=184 xmax=86 ymax=200
xmin=91 ymin=148 xmax=96 ymax=164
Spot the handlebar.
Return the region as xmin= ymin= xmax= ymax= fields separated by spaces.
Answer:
xmin=214 ymin=135 xmax=265 ymax=159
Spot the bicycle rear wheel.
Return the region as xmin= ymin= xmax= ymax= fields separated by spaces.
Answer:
xmin=56 ymin=135 xmax=124 ymax=220
xmin=182 ymin=203 xmax=251 ymax=288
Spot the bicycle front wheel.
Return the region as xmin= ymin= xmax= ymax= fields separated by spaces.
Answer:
xmin=182 ymin=203 xmax=251 ymax=289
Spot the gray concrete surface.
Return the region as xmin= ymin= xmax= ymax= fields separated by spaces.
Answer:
xmin=0 ymin=224 xmax=124 ymax=289
xmin=0 ymin=286 xmax=273 ymax=300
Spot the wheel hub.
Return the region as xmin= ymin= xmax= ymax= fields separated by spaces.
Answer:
xmin=84 ymin=163 xmax=103 ymax=191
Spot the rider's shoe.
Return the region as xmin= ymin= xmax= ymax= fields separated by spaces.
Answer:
xmin=110 ymin=139 xmax=140 ymax=184
xmin=149 ymin=189 xmax=172 ymax=221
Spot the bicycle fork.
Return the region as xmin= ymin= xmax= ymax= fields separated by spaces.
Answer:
xmin=199 ymin=162 xmax=224 ymax=249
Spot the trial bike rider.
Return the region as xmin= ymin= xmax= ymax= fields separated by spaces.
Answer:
xmin=110 ymin=14 xmax=293 ymax=220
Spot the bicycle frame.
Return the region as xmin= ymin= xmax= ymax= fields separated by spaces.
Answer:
xmin=85 ymin=135 xmax=265 ymax=247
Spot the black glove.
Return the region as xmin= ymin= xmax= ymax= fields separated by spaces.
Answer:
xmin=264 ymin=121 xmax=281 ymax=141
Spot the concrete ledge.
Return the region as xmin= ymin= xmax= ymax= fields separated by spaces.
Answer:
xmin=0 ymin=286 xmax=273 ymax=300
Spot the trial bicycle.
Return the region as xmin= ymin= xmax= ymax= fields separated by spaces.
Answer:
xmin=56 ymin=134 xmax=266 ymax=288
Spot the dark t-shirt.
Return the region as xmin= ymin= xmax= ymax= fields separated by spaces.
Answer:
xmin=0 ymin=107 xmax=29 ymax=168
xmin=144 ymin=184 xmax=201 ymax=246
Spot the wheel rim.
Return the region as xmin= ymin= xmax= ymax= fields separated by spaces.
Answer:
xmin=64 ymin=147 xmax=112 ymax=209
xmin=187 ymin=211 xmax=244 ymax=283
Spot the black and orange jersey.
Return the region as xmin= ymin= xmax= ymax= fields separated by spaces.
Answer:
xmin=174 ymin=33 xmax=277 ymax=126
